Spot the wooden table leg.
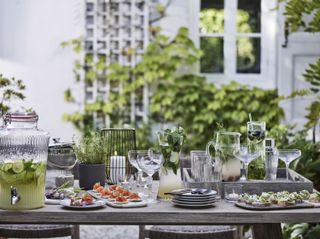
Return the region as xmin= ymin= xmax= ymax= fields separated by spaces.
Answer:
xmin=139 ymin=225 xmax=146 ymax=239
xmin=252 ymin=224 xmax=283 ymax=239
xmin=71 ymin=225 xmax=80 ymax=239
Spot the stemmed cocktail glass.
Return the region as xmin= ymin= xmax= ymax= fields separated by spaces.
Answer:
xmin=234 ymin=145 xmax=260 ymax=181
xmin=278 ymin=149 xmax=301 ymax=181
xmin=128 ymin=150 xmax=143 ymax=181
xmin=137 ymin=150 xmax=163 ymax=203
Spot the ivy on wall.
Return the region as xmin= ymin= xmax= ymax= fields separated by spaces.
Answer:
xmin=280 ymin=0 xmax=320 ymax=130
xmin=62 ymin=27 xmax=285 ymax=150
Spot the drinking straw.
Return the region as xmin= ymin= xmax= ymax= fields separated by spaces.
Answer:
xmin=248 ymin=113 xmax=253 ymax=123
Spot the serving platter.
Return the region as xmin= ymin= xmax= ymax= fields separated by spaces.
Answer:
xmin=235 ymin=201 xmax=314 ymax=210
xmin=87 ymin=190 xmax=148 ymax=208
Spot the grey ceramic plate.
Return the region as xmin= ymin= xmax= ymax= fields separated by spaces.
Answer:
xmin=172 ymin=201 xmax=216 ymax=208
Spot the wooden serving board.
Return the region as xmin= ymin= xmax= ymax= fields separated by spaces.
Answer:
xmin=235 ymin=202 xmax=314 ymax=210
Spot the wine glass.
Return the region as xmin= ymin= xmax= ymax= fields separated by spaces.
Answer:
xmin=234 ymin=145 xmax=260 ymax=181
xmin=128 ymin=150 xmax=145 ymax=193
xmin=247 ymin=121 xmax=266 ymax=180
xmin=137 ymin=150 xmax=163 ymax=203
xmin=278 ymin=149 xmax=301 ymax=181
xmin=247 ymin=121 xmax=266 ymax=144
xmin=128 ymin=150 xmax=143 ymax=177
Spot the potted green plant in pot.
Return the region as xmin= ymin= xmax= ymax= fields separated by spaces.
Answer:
xmin=73 ymin=133 xmax=106 ymax=190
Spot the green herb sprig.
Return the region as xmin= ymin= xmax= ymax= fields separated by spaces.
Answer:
xmin=159 ymin=126 xmax=186 ymax=174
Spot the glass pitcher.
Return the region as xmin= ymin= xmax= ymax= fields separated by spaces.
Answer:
xmin=157 ymin=130 xmax=184 ymax=199
xmin=206 ymin=132 xmax=241 ymax=181
xmin=0 ymin=112 xmax=50 ymax=210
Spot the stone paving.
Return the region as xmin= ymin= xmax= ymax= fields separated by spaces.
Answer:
xmin=79 ymin=225 xmax=139 ymax=239
xmin=12 ymin=225 xmax=139 ymax=239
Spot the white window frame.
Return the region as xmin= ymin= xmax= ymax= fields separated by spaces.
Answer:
xmin=188 ymin=0 xmax=278 ymax=89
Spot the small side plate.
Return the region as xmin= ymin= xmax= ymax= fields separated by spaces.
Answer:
xmin=60 ymin=199 xmax=105 ymax=210
xmin=45 ymin=197 xmax=61 ymax=205
xmin=106 ymin=200 xmax=148 ymax=208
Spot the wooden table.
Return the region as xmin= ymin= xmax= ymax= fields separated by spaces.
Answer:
xmin=0 ymin=201 xmax=319 ymax=239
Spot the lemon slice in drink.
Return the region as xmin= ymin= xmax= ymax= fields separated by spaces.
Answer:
xmin=2 ymin=163 xmax=12 ymax=172
xmin=37 ymin=174 xmax=45 ymax=186
xmin=12 ymin=161 xmax=24 ymax=174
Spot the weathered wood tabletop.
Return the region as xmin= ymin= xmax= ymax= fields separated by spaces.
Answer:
xmin=0 ymin=200 xmax=319 ymax=225
xmin=1 ymin=200 xmax=319 ymax=239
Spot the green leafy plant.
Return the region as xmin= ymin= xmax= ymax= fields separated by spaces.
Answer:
xmin=62 ymin=27 xmax=285 ymax=152
xmin=303 ymin=59 xmax=320 ymax=129
xmin=0 ymin=74 xmax=26 ymax=115
xmin=283 ymin=223 xmax=320 ymax=239
xmin=73 ymin=132 xmax=106 ymax=164
xmin=158 ymin=127 xmax=186 ymax=174
xmin=151 ymin=76 xmax=284 ymax=151
xmin=280 ymin=0 xmax=320 ymax=33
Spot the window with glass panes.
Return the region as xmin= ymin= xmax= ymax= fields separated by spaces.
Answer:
xmin=191 ymin=0 xmax=277 ymax=88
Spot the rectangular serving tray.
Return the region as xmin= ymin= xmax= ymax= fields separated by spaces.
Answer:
xmin=235 ymin=201 xmax=315 ymax=210
xmin=183 ymin=168 xmax=314 ymax=198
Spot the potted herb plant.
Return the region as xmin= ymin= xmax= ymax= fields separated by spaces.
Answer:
xmin=157 ymin=127 xmax=186 ymax=198
xmin=73 ymin=133 xmax=106 ymax=190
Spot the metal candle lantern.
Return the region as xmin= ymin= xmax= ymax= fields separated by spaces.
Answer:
xmin=100 ymin=128 xmax=137 ymax=184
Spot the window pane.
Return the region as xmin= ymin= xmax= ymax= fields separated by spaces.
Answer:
xmin=200 ymin=0 xmax=224 ymax=33
xmin=200 ymin=37 xmax=224 ymax=73
xmin=237 ymin=0 xmax=261 ymax=33
xmin=237 ymin=37 xmax=260 ymax=73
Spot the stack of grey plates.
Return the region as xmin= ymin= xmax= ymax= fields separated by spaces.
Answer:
xmin=168 ymin=188 xmax=218 ymax=208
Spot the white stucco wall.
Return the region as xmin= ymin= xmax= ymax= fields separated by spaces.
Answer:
xmin=0 ymin=0 xmax=83 ymax=141
xmin=158 ymin=0 xmax=190 ymax=37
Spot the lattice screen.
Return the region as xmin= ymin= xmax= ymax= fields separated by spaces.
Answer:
xmin=84 ymin=0 xmax=150 ymax=128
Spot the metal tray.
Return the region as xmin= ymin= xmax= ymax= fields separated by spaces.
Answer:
xmin=183 ymin=168 xmax=314 ymax=199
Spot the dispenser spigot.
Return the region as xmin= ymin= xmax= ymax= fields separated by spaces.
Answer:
xmin=10 ymin=186 xmax=20 ymax=205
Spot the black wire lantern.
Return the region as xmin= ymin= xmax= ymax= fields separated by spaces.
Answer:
xmin=100 ymin=128 xmax=137 ymax=184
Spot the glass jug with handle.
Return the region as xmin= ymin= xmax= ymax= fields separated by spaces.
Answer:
xmin=206 ymin=132 xmax=241 ymax=181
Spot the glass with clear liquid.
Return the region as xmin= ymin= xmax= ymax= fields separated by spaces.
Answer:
xmin=247 ymin=121 xmax=266 ymax=180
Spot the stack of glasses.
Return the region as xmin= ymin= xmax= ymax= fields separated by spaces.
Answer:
xmin=168 ymin=188 xmax=218 ymax=208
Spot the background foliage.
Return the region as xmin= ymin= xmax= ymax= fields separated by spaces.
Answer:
xmin=278 ymin=0 xmax=320 ymax=238
xmin=63 ymin=27 xmax=284 ymax=151
xmin=280 ymin=0 xmax=320 ymax=130
xmin=0 ymin=74 xmax=26 ymax=115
